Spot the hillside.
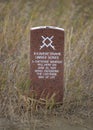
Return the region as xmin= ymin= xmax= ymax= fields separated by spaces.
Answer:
xmin=0 ymin=0 xmax=93 ymax=119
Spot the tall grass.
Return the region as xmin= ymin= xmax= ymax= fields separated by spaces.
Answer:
xmin=0 ymin=0 xmax=93 ymax=120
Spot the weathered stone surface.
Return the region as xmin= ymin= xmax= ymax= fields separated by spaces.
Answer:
xmin=30 ymin=26 xmax=64 ymax=103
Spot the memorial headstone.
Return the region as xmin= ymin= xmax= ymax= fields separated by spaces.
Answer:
xmin=30 ymin=26 xmax=64 ymax=103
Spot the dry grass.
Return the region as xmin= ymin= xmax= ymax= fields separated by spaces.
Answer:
xmin=0 ymin=0 xmax=93 ymax=121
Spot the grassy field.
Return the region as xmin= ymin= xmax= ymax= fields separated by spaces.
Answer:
xmin=0 ymin=0 xmax=93 ymax=121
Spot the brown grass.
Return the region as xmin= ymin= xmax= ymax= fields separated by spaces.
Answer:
xmin=0 ymin=0 xmax=93 ymax=121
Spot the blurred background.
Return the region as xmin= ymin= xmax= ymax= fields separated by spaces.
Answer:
xmin=0 ymin=0 xmax=93 ymax=118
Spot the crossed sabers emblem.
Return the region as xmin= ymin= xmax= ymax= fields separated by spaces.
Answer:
xmin=40 ymin=36 xmax=55 ymax=50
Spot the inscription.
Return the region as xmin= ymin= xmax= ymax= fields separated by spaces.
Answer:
xmin=32 ymin=52 xmax=62 ymax=79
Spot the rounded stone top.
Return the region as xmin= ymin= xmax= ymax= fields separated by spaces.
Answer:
xmin=31 ymin=26 xmax=64 ymax=31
